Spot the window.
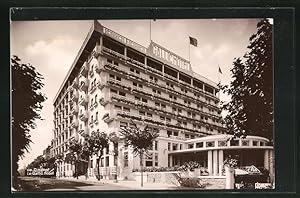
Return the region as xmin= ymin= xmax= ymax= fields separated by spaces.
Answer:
xmin=138 ymin=84 xmax=143 ymax=88
xmin=160 ymin=116 xmax=165 ymax=121
xmin=172 ymin=143 xmax=178 ymax=151
xmin=135 ymin=96 xmax=140 ymax=100
xmin=154 ymin=141 xmax=158 ymax=150
xmin=145 ymin=153 xmax=153 ymax=167
xmin=124 ymin=152 xmax=128 ymax=167
xmin=139 ymin=111 xmax=145 ymax=116
xmin=109 ymin=74 xmax=115 ymax=79
xmin=154 ymin=153 xmax=158 ymax=166
xmin=116 ymin=76 xmax=121 ymax=81
xmin=142 ymin=98 xmax=147 ymax=103
xmin=180 ymin=144 xmax=182 ymax=150
xmin=147 ymin=113 xmax=152 ymax=117
xmin=107 ymin=59 xmax=113 ymax=63
xmin=106 ymin=156 xmax=109 ymax=166
xmin=173 ymin=131 xmax=178 ymax=136
xmin=111 ymin=89 xmax=118 ymax=94
xmin=123 ymin=107 xmax=130 ymax=112
xmin=196 ymin=142 xmax=203 ymax=148
xmin=206 ymin=141 xmax=215 ymax=147
xmin=166 ymin=117 xmax=171 ymax=122
xmin=133 ymin=82 xmax=137 ymax=86
xmin=130 ymin=68 xmax=134 ymax=72
xmin=167 ymin=131 xmax=172 ymax=137
xmin=120 ymin=121 xmax=127 ymax=128
xmin=119 ymin=91 xmax=126 ymax=97
xmin=95 ymin=112 xmax=98 ymax=120
xmin=115 ymin=105 xmax=122 ymax=110
xmin=168 ymin=142 xmax=171 ymax=151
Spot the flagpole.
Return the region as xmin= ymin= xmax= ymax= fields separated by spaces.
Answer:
xmin=189 ymin=42 xmax=191 ymax=62
xmin=218 ymin=65 xmax=220 ymax=99
xmin=150 ymin=19 xmax=152 ymax=42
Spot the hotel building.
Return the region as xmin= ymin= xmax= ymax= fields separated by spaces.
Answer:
xmin=51 ymin=21 xmax=273 ymax=180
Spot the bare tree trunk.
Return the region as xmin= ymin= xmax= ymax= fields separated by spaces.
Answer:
xmin=75 ymin=161 xmax=78 ymax=179
xmin=140 ymin=151 xmax=143 ymax=187
xmin=97 ymin=157 xmax=101 ymax=181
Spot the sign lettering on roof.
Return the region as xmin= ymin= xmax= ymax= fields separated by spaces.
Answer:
xmin=147 ymin=41 xmax=191 ymax=71
xmin=103 ymin=27 xmax=147 ymax=54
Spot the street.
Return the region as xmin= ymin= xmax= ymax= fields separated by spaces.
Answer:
xmin=17 ymin=177 xmax=135 ymax=191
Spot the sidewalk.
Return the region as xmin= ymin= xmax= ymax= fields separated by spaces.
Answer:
xmin=57 ymin=176 xmax=178 ymax=190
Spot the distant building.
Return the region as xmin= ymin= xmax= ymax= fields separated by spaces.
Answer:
xmin=51 ymin=21 xmax=273 ymax=180
xmin=43 ymin=145 xmax=51 ymax=159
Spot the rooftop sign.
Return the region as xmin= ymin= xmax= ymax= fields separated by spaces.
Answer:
xmin=103 ymin=27 xmax=147 ymax=54
xmin=147 ymin=41 xmax=191 ymax=72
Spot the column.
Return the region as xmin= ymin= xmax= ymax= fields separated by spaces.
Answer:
xmin=99 ymin=36 xmax=103 ymax=46
xmin=207 ymin=150 xmax=213 ymax=176
xmin=169 ymin=155 xmax=173 ymax=167
xmin=124 ymin=47 xmax=127 ymax=57
xmin=213 ymin=150 xmax=218 ymax=176
xmin=218 ymin=150 xmax=224 ymax=176
xmin=264 ymin=149 xmax=270 ymax=170
xmin=269 ymin=149 xmax=275 ymax=184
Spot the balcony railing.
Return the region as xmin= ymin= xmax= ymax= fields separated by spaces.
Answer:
xmin=71 ymin=77 xmax=79 ymax=89
xmin=70 ymin=106 xmax=79 ymax=115
xmin=79 ymin=78 xmax=89 ymax=92
xmin=79 ymin=95 xmax=89 ymax=106
xmin=79 ymin=111 xmax=89 ymax=122
xmin=71 ymin=91 xmax=79 ymax=102
xmin=102 ymin=112 xmax=114 ymax=123
xmin=70 ymin=120 xmax=79 ymax=128
xmin=80 ymin=62 xmax=89 ymax=77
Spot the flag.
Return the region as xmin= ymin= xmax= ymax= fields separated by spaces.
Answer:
xmin=189 ymin=36 xmax=198 ymax=47
xmin=218 ymin=66 xmax=223 ymax=74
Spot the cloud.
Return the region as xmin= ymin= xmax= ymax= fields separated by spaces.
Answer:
xmin=25 ymin=35 xmax=81 ymax=73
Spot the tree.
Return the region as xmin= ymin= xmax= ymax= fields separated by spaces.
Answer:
xmin=82 ymin=131 xmax=109 ymax=181
xmin=120 ymin=120 xmax=159 ymax=187
xmin=67 ymin=139 xmax=89 ymax=179
xmin=11 ymin=55 xmax=46 ymax=187
xmin=220 ymin=19 xmax=273 ymax=141
xmin=109 ymin=132 xmax=121 ymax=182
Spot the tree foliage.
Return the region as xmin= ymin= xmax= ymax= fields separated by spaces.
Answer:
xmin=82 ymin=131 xmax=109 ymax=180
xmin=220 ymin=19 xmax=273 ymax=141
xmin=26 ymin=155 xmax=56 ymax=170
xmin=11 ymin=55 xmax=46 ymax=186
xmin=120 ymin=120 xmax=159 ymax=186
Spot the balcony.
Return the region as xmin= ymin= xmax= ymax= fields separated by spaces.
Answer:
xmin=89 ymin=69 xmax=94 ymax=78
xmin=102 ymin=112 xmax=114 ymax=123
xmin=71 ymin=91 xmax=79 ymax=102
xmin=71 ymin=77 xmax=79 ymax=89
xmin=70 ymin=106 xmax=79 ymax=115
xmin=78 ymin=126 xmax=89 ymax=135
xmin=79 ymin=95 xmax=89 ymax=106
xmin=70 ymin=119 xmax=79 ymax=128
xmin=79 ymin=111 xmax=89 ymax=122
xmin=79 ymin=62 xmax=89 ymax=77
xmin=99 ymin=96 xmax=109 ymax=106
xmin=96 ymin=81 xmax=105 ymax=90
xmin=79 ymin=78 xmax=89 ymax=92
xmin=89 ymin=84 xmax=97 ymax=94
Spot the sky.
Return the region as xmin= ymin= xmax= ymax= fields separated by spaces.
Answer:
xmin=11 ymin=19 xmax=262 ymax=169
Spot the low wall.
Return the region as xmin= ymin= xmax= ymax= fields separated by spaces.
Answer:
xmin=133 ymin=171 xmax=226 ymax=188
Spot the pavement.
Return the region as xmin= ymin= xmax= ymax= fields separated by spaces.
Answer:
xmin=54 ymin=176 xmax=178 ymax=191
